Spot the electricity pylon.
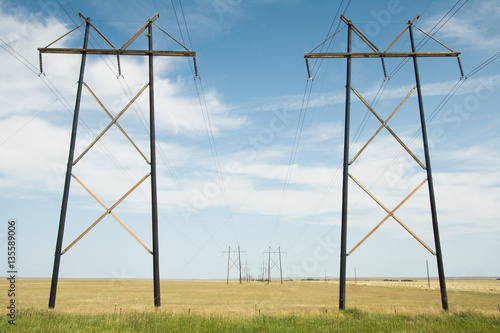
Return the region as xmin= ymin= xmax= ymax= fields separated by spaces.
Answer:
xmin=305 ymin=15 xmax=462 ymax=311
xmin=39 ymin=13 xmax=196 ymax=309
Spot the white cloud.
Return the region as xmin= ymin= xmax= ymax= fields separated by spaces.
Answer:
xmin=421 ymin=0 xmax=500 ymax=52
xmin=0 ymin=117 xmax=69 ymax=195
xmin=0 ymin=4 xmax=245 ymax=208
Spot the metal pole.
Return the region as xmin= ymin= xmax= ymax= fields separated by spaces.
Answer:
xmin=48 ymin=19 xmax=90 ymax=309
xmin=227 ymin=246 xmax=230 ymax=284
xmin=279 ymin=246 xmax=283 ymax=284
xmin=149 ymin=21 xmax=161 ymax=308
xmin=409 ymin=22 xmax=448 ymax=311
xmin=268 ymin=246 xmax=271 ymax=284
xmin=426 ymin=260 xmax=431 ymax=289
xmin=238 ymin=246 xmax=242 ymax=284
xmin=339 ymin=21 xmax=352 ymax=311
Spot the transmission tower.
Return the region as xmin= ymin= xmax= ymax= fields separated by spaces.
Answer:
xmin=223 ymin=246 xmax=245 ymax=284
xmin=305 ymin=15 xmax=463 ymax=311
xmin=242 ymin=261 xmax=251 ymax=282
xmin=264 ymin=246 xmax=286 ymax=284
xmin=260 ymin=260 xmax=268 ymax=282
xmin=39 ymin=13 xmax=196 ymax=309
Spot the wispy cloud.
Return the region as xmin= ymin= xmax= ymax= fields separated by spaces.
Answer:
xmin=0 ymin=6 xmax=245 ymax=205
xmin=421 ymin=0 xmax=500 ymax=52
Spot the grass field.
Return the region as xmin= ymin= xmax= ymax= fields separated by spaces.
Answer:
xmin=2 ymin=278 xmax=499 ymax=331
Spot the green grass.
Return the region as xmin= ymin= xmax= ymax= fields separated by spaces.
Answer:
xmin=1 ymin=307 xmax=499 ymax=332
xmin=2 ymin=278 xmax=499 ymax=331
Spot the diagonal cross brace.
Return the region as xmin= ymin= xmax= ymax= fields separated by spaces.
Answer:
xmin=83 ymin=83 xmax=150 ymax=164
xmin=350 ymin=86 xmax=416 ymax=165
xmin=71 ymin=174 xmax=152 ymax=254
xmin=384 ymin=15 xmax=419 ymax=53
xmin=340 ymin=15 xmax=387 ymax=78
xmin=304 ymin=14 xmax=453 ymax=312
xmin=120 ymin=13 xmax=159 ymax=51
xmin=348 ymin=174 xmax=435 ymax=255
xmin=269 ymin=257 xmax=281 ymax=270
xmin=351 ymin=86 xmax=425 ymax=169
xmin=73 ymin=83 xmax=149 ymax=165
xmin=61 ymin=172 xmax=151 ymax=254
xmin=228 ymin=257 xmax=240 ymax=270
xmin=348 ymin=178 xmax=432 ymax=255
xmin=44 ymin=11 xmax=199 ymax=310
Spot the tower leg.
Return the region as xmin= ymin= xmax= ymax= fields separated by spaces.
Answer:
xmin=409 ymin=22 xmax=448 ymax=311
xmin=48 ymin=19 xmax=90 ymax=309
xmin=148 ymin=21 xmax=161 ymax=308
xmin=339 ymin=21 xmax=352 ymax=311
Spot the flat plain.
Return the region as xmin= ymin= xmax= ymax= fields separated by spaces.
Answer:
xmin=1 ymin=278 xmax=499 ymax=332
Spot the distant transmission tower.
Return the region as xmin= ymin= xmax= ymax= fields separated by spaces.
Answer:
xmin=39 ymin=13 xmax=196 ymax=309
xmin=305 ymin=15 xmax=463 ymax=311
xmin=223 ymin=246 xmax=245 ymax=283
xmin=243 ymin=261 xmax=251 ymax=282
xmin=264 ymin=246 xmax=286 ymax=284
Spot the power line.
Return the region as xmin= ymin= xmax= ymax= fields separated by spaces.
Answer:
xmin=364 ymin=48 xmax=500 ymax=195
xmin=196 ymin=76 xmax=239 ymax=244
xmin=0 ymin=39 xmax=39 ymax=74
xmin=178 ymin=0 xmax=194 ymax=51
xmin=148 ymin=0 xmax=229 ymax=253
xmin=269 ymin=78 xmax=314 ymax=246
xmin=388 ymin=0 xmax=469 ymax=79
xmin=158 ymin=0 xmax=239 ymax=245
xmin=0 ymin=99 xmax=59 ymax=146
xmin=466 ymin=51 xmax=500 ymax=78
xmin=277 ymin=3 xmax=354 ymax=248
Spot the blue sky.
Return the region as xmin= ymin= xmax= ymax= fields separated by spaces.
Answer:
xmin=1 ymin=0 xmax=499 ymax=281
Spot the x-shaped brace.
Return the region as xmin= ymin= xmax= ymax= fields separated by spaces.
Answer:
xmin=62 ymin=173 xmax=152 ymax=255
xmin=228 ymin=257 xmax=240 ymax=270
xmin=348 ymin=173 xmax=435 ymax=255
xmin=350 ymin=86 xmax=425 ymax=169
xmin=82 ymin=83 xmax=150 ymax=164
xmin=73 ymin=83 xmax=149 ymax=165
xmin=269 ymin=257 xmax=281 ymax=270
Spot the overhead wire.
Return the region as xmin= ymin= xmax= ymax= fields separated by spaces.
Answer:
xmin=276 ymin=0 xmax=352 ymax=248
xmin=153 ymin=0 xmax=239 ymax=248
xmin=269 ymin=78 xmax=314 ymax=246
xmin=388 ymin=0 xmax=468 ymax=79
xmin=170 ymin=0 xmax=240 ymax=244
xmin=0 ymin=39 xmax=40 ymax=75
xmin=150 ymin=2 xmax=232 ymax=253
xmin=177 ymin=0 xmax=194 ymax=51
xmin=174 ymin=164 xmax=284 ymax=278
xmin=196 ymin=74 xmax=240 ymax=245
xmin=146 ymin=1 xmax=231 ymax=255
xmin=361 ymin=48 xmax=500 ymax=197
xmin=0 ymin=98 xmax=59 ymax=146
xmin=465 ymin=51 xmax=500 ymax=78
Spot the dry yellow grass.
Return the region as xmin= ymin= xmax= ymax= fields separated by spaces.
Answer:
xmin=5 ymin=278 xmax=500 ymax=316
